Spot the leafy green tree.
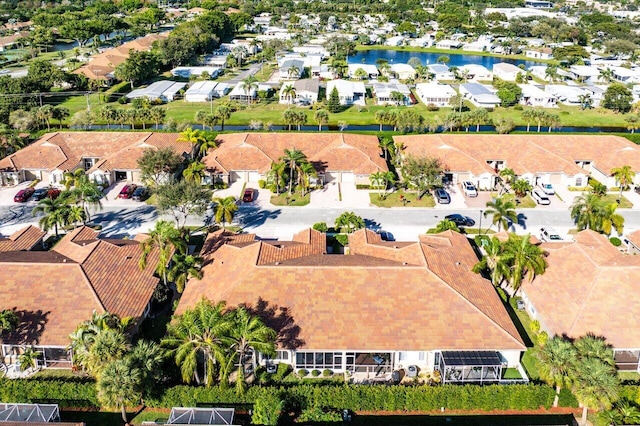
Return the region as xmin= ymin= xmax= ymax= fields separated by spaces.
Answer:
xmin=18 ymin=347 xmax=39 ymax=372
xmin=537 ymin=337 xmax=578 ymax=408
xmin=114 ymin=50 xmax=160 ymax=89
xmin=334 ymin=211 xmax=365 ymax=234
xmin=512 ymin=178 xmax=533 ymax=197
xmin=212 ymin=196 xmax=238 ymax=229
xmin=504 ymin=233 xmax=547 ymax=294
xmin=434 ymin=219 xmax=460 ymax=233
xmin=401 ymin=155 xmax=443 ymax=199
xmin=0 ymin=309 xmax=19 ymax=333
xmin=139 ymin=220 xmax=187 ymax=286
xmin=472 ymin=236 xmax=512 ymax=286
xmin=484 ymin=197 xmax=517 ymax=232
xmin=97 ymin=359 xmax=141 ymax=423
xmin=603 ymin=83 xmax=633 ymax=113
xmin=611 ymin=165 xmax=635 ymax=201
xmin=138 ymin=147 xmax=184 ymax=188
xmin=327 ymin=87 xmax=342 ymax=113
xmin=156 ymin=180 xmax=212 ymax=229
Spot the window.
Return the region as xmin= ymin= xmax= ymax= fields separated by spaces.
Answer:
xmin=419 ymin=352 xmax=425 ymax=361
xmin=276 ymin=351 xmax=288 ymax=360
xmin=399 ymin=352 xmax=406 ymax=361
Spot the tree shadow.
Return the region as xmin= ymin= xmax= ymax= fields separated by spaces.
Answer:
xmin=3 ymin=309 xmax=49 ymax=346
xmin=517 ymin=213 xmax=528 ymax=230
xmin=235 ymin=206 xmax=281 ymax=228
xmin=92 ymin=206 xmax=158 ymax=237
xmin=243 ymin=297 xmax=305 ymax=350
xmin=364 ymin=218 xmax=381 ymax=232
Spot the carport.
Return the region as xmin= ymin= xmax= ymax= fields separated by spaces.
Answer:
xmin=435 ymin=351 xmax=503 ymax=384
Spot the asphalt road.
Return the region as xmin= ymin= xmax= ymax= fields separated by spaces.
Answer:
xmin=4 ymin=202 xmax=640 ymax=242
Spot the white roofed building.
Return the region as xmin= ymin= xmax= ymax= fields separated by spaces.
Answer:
xmin=326 ymin=80 xmax=366 ymax=106
xmin=459 ymin=83 xmax=501 ymax=107
xmin=348 ymin=63 xmax=379 ymax=80
xmin=415 ymin=83 xmax=457 ymax=107
xmin=126 ymin=81 xmax=186 ymax=102
xmin=519 ymin=84 xmax=557 ymax=107
xmin=372 ymin=80 xmax=411 ymax=105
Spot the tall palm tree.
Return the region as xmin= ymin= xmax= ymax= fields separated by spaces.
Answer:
xmin=97 ymin=358 xmax=142 ymax=423
xmin=282 ymin=85 xmax=296 ymax=104
xmin=212 ymin=196 xmax=238 ymax=229
xmin=162 ymin=299 xmax=231 ymax=387
xmin=215 ymin=105 xmax=231 ymax=131
xmin=69 ymin=177 xmax=103 ymax=223
xmin=472 ymin=236 xmax=512 ymax=287
xmin=139 ymin=220 xmax=187 ymax=287
xmin=504 ymin=233 xmax=547 ymax=293
xmin=573 ymin=357 xmax=620 ymax=426
xmin=65 ymin=205 xmax=86 ymax=228
xmin=268 ymin=162 xmax=287 ymax=194
xmin=168 ymin=253 xmax=203 ymax=293
xmin=537 ymin=336 xmax=577 ymax=408
xmin=0 ymin=309 xmax=19 ymax=333
xmin=571 ymin=193 xmax=605 ymax=232
xmin=240 ymin=76 xmax=258 ymax=104
xmin=370 ymin=171 xmax=385 ymax=199
xmin=314 ymin=109 xmax=329 ymax=131
xmin=177 ymin=128 xmax=205 ymax=160
xmin=63 ymin=168 xmax=86 ymax=190
xmin=86 ymin=328 xmax=130 ymax=377
xmin=298 ymin=161 xmax=317 ymax=195
xmin=32 ymin=196 xmax=70 ymax=237
xmin=225 ymin=306 xmax=276 ymax=395
xmin=575 ymin=334 xmax=616 ymax=367
xmin=600 ymin=202 xmax=624 ymax=236
xmin=521 ymin=109 xmax=536 ymax=133
xmin=280 ymin=148 xmax=308 ymax=195
xmin=183 ymin=161 xmax=206 ymax=184
xmin=484 ymin=197 xmax=518 ymax=232
xmin=128 ymin=340 xmax=165 ymax=391
xmin=611 ymin=165 xmax=635 ymax=201
xmin=199 ymin=133 xmax=218 ymax=158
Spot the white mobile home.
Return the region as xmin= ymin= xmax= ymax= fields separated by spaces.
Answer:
xmin=518 ymin=84 xmax=557 ymax=107
xmin=184 ymin=81 xmax=218 ymax=103
xmin=459 ymin=83 xmax=501 ymax=107
xmin=415 ymin=83 xmax=456 ymax=107
xmin=126 ymin=81 xmax=186 ymax=102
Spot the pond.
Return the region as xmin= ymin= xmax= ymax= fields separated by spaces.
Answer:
xmin=349 ymin=49 xmax=542 ymax=69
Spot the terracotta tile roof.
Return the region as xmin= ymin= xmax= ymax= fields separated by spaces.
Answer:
xmin=177 ymin=229 xmax=525 ymax=352
xmin=522 ymin=230 xmax=640 ymax=349
xmin=203 ymin=133 xmax=388 ymax=175
xmin=0 ymin=132 xmax=188 ymax=174
xmin=0 ymin=225 xmax=46 ymax=252
xmin=395 ymin=134 xmax=640 ymax=177
xmin=626 ymin=229 xmax=640 ymax=248
xmin=0 ymin=226 xmax=159 ymax=347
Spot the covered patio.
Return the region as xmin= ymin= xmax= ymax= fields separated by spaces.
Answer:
xmin=0 ymin=403 xmax=60 ymax=422
xmin=436 ymin=351 xmax=503 ymax=384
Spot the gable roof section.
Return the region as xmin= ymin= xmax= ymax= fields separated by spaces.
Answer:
xmin=522 ymin=230 xmax=640 ymax=349
xmin=0 ymin=226 xmax=46 ymax=252
xmin=177 ymin=229 xmax=525 ymax=352
xmin=203 ymin=132 xmax=387 ymax=175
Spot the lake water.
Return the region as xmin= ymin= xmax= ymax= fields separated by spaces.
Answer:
xmin=349 ymin=49 xmax=541 ymax=69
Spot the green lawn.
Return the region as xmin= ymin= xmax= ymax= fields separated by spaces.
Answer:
xmin=369 ymin=190 xmax=436 ymax=207
xmin=602 ymin=194 xmax=633 ymax=209
xmin=512 ymin=304 xmax=542 ymax=381
xmin=270 ymin=192 xmax=310 ymax=206
xmin=491 ymin=193 xmax=536 ymax=208
xmin=502 ymin=368 xmax=523 ymax=379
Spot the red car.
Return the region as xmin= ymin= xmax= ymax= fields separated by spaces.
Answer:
xmin=243 ymin=188 xmax=256 ymax=203
xmin=118 ymin=184 xmax=137 ymax=199
xmin=14 ymin=188 xmax=35 ymax=203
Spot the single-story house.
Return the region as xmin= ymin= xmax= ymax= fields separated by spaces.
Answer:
xmin=518 ymin=84 xmax=557 ymax=107
xmin=394 ymin=134 xmax=640 ymax=190
xmin=347 ymin=63 xmax=379 ymax=80
xmin=202 ymin=132 xmax=387 ymax=185
xmin=436 ymin=39 xmax=463 ymax=49
xmin=524 ymin=48 xmax=553 ymax=60
xmin=459 ymin=64 xmax=493 ymax=81
xmin=126 ymin=81 xmax=186 ymax=102
xmin=415 ymin=83 xmax=457 ymax=107
xmin=202 ymin=55 xmax=228 ymax=69
xmin=0 ymin=226 xmax=160 ymax=370
xmin=229 ymin=84 xmax=257 ymax=103
xmin=385 ymin=35 xmax=406 ymax=46
xmin=529 ymin=65 xmax=572 ymax=82
xmin=372 ymin=80 xmax=411 ymax=106
xmin=610 ymin=66 xmax=640 ymax=84
xmin=184 ymin=81 xmax=218 ymax=102
xmin=544 ymin=84 xmax=589 ymax=106
xmin=326 ymin=80 xmax=366 ymax=106
xmin=278 ymin=79 xmax=320 ymax=105
xmin=176 ymin=228 xmax=527 ymax=381
xmin=459 ymin=83 xmax=500 ymax=108
xmin=279 ymin=59 xmax=305 ymax=79
xmin=520 ymin=230 xmax=640 ymax=371
xmin=171 ymin=66 xmax=224 ymax=79
xmin=0 ymin=32 xmax=28 ymax=52
xmin=212 ymin=82 xmax=231 ymax=98
xmin=427 ymin=64 xmax=455 ymax=81
xmin=389 ymin=63 xmax=417 ymax=80
xmin=568 ymin=65 xmax=601 ymax=84
xmin=0 ymin=132 xmax=190 ymax=187
xmin=492 ymin=62 xmax=524 ymax=82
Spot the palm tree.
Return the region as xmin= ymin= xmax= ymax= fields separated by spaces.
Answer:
xmin=268 ymin=162 xmax=288 ymax=194
xmin=287 ymin=64 xmax=299 ymax=79
xmin=85 ymin=328 xmax=130 ymax=377
xmin=139 ymin=220 xmax=187 ymax=287
xmin=18 ymin=347 xmax=40 ymax=372
xmin=195 ymin=110 xmax=209 ymax=130
xmin=32 ymin=196 xmax=70 ymax=237
xmin=434 ymin=219 xmax=460 ymax=233
xmin=512 ymin=178 xmax=533 ymax=198
xmin=298 ymin=161 xmax=317 ymax=195
xmin=68 ymin=176 xmax=103 ymax=223
xmin=97 ymin=358 xmax=142 ymax=423
xmin=521 ymin=109 xmax=536 ymax=133
xmin=215 ymin=105 xmax=231 ymax=131
xmin=335 ymin=211 xmax=365 ymax=234
xmin=63 ymin=168 xmax=85 ymax=190
xmin=571 ymin=193 xmax=605 ymax=231
xmin=177 ymin=128 xmax=206 ymax=160
xmin=314 ymin=109 xmax=329 ymax=131
xmin=370 ymin=171 xmax=385 ymax=199
xmin=199 ymin=133 xmax=218 ymax=158
xmin=65 ymin=205 xmax=86 ymax=228
xmin=611 ymin=165 xmax=635 ymax=202
xmin=484 ymin=197 xmax=518 ymax=232
xmin=599 ymin=67 xmax=614 ymax=83
xmin=212 ymin=196 xmax=238 ymax=229
xmin=225 ymin=306 xmax=276 ymax=395
xmin=600 ymin=202 xmax=624 ymax=236
xmin=168 ymin=253 xmax=203 ymax=293
xmin=149 ymin=107 xmax=166 ymax=130
xmin=240 ymin=76 xmax=258 ymax=104
xmin=573 ymin=357 xmax=620 ymax=426
xmin=128 ymin=340 xmax=165 ymax=391
xmin=281 ymin=148 xmax=308 ymax=195
xmin=537 ymin=337 xmax=577 ymax=408
xmin=575 ymin=334 xmax=616 ymax=367
xmin=544 ymin=65 xmax=559 ymax=83
xmin=0 ymin=309 xmax=19 ymax=333
xmin=472 ymin=236 xmax=512 ymax=287
xmin=282 ymin=84 xmax=296 ymax=104
xmin=162 ymin=299 xmax=231 ymax=387
xmin=504 ymin=233 xmax=547 ymax=294
xmin=183 ymin=161 xmax=206 ymax=184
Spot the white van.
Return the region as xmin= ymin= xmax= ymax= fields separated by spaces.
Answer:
xmin=532 ymin=189 xmax=551 ymax=205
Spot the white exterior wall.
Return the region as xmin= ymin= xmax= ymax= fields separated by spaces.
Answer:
xmin=500 ymin=350 xmax=522 ymax=367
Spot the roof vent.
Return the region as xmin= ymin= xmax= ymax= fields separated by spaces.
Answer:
xmin=62 ymin=259 xmax=66 ymax=263
xmin=126 ymin=256 xmax=132 ymax=260
xmin=402 ymin=262 xmax=407 ymax=265
xmin=275 ymin=262 xmax=280 ymax=265
xmin=456 ymin=261 xmax=461 ymax=266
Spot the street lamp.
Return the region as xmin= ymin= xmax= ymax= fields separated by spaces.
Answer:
xmin=479 ymin=209 xmax=483 ymax=235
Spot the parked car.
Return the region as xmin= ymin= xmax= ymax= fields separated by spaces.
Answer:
xmin=434 ymin=188 xmax=450 ymax=204
xmin=131 ymin=186 xmax=148 ymax=201
xmin=13 ymin=188 xmax=34 ymax=203
xmin=539 ymin=183 xmax=555 ymax=195
xmin=32 ymin=188 xmax=50 ymax=201
xmin=462 ymin=181 xmax=478 ymax=197
xmin=118 ymin=184 xmax=137 ymax=199
xmin=243 ymin=188 xmax=256 ymax=203
xmin=377 ymin=231 xmax=395 ymax=241
xmin=540 ymin=227 xmax=562 ymax=241
xmin=532 ymin=189 xmax=551 ymax=205
xmin=444 ymin=214 xmax=475 ymax=227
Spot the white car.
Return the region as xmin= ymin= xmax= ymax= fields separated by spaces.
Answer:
xmin=462 ymin=181 xmax=478 ymax=197
xmin=539 ymin=183 xmax=555 ymax=195
xmin=532 ymin=189 xmax=551 ymax=205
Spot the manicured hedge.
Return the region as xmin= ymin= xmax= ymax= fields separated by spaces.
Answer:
xmin=0 ymin=378 xmax=98 ymax=408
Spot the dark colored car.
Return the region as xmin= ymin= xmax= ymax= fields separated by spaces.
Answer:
xmin=32 ymin=187 xmax=61 ymax=201
xmin=243 ymin=188 xmax=256 ymax=203
xmin=635 ymin=186 xmax=640 ymax=195
xmin=13 ymin=188 xmax=35 ymax=203
xmin=434 ymin=188 xmax=451 ymax=204
xmin=444 ymin=214 xmax=475 ymax=227
xmin=118 ymin=184 xmax=137 ymax=199
xmin=131 ymin=186 xmax=148 ymax=201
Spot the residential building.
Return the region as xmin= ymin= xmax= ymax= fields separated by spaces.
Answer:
xmin=518 ymin=84 xmax=557 ymax=107
xmin=427 ymin=64 xmax=455 ymax=81
xmin=415 ymin=83 xmax=457 ymax=107
xmin=492 ymin=62 xmax=524 ymax=82
xmin=279 ymin=59 xmax=305 ymax=80
xmin=568 ymin=65 xmax=601 ymax=84
xmin=0 ymin=32 xmax=28 ymax=52
xmin=347 ymin=63 xmax=379 ymax=80
xmin=278 ymin=79 xmax=320 ymax=105
xmin=394 ymin=134 xmax=640 ymax=190
xmin=126 ymin=81 xmax=186 ymax=102
xmin=228 ymin=84 xmax=258 ymax=103
xmin=524 ymin=48 xmax=553 ymax=60
xmin=389 ymin=64 xmax=417 ymax=80
xmin=176 ymin=228 xmax=526 ymax=381
xmin=0 ymin=132 xmax=190 ymax=187
xmin=0 ymin=225 xmax=46 ymax=252
xmin=385 ymin=35 xmax=405 ymax=46
xmin=372 ymin=80 xmax=411 ymax=105
xmin=610 ymin=66 xmax=640 ymax=84
xmin=326 ymin=80 xmax=366 ymax=106
xmin=436 ymin=39 xmax=463 ymax=49
xmin=459 ymin=83 xmax=501 ymax=108
xmin=201 ymin=132 xmax=387 ymax=184
xmin=184 ymin=81 xmax=218 ymax=102
xmin=459 ymin=64 xmax=492 ymax=81
xmin=0 ymin=226 xmax=160 ymax=370
xmin=544 ymin=84 xmax=590 ymax=106
xmin=520 ymin=230 xmax=640 ymax=371
xmin=171 ymin=66 xmax=224 ymax=79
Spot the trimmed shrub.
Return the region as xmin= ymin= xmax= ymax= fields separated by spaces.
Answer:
xmin=273 ymin=363 xmax=292 ymax=382
xmin=252 ymin=392 xmax=284 ymax=425
xmin=322 ymin=369 xmax=333 ymax=377
xmin=297 ymin=406 xmax=342 ymax=422
xmin=610 ymin=237 xmax=622 ymax=247
xmin=297 ymin=369 xmax=309 ymax=377
xmin=312 ymin=222 xmax=328 ymax=233
xmin=311 ymin=369 xmax=321 ymax=377
xmin=0 ymin=378 xmax=98 ymax=408
xmin=426 ymin=103 xmax=440 ymax=111
xmin=258 ymin=180 xmax=267 ymax=189
xmin=530 ymin=320 xmax=541 ymax=335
